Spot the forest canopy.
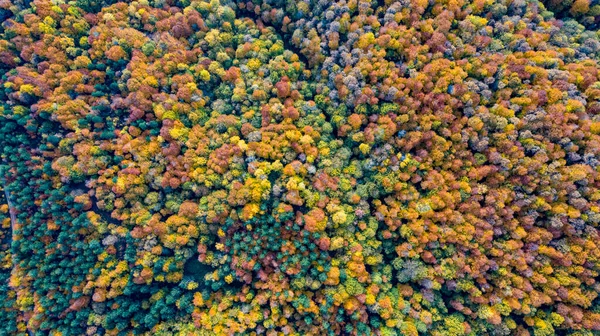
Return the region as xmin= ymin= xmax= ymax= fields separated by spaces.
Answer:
xmin=2 ymin=0 xmax=600 ymax=335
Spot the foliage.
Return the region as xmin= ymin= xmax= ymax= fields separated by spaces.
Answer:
xmin=1 ymin=0 xmax=600 ymax=334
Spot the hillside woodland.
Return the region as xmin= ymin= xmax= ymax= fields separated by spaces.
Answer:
xmin=2 ymin=0 xmax=600 ymax=335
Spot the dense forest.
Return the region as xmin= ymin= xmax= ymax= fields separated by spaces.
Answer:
xmin=2 ymin=0 xmax=600 ymax=335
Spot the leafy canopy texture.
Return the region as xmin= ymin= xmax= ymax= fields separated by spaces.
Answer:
xmin=2 ymin=0 xmax=600 ymax=335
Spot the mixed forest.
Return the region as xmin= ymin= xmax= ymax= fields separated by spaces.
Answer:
xmin=2 ymin=0 xmax=600 ymax=335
